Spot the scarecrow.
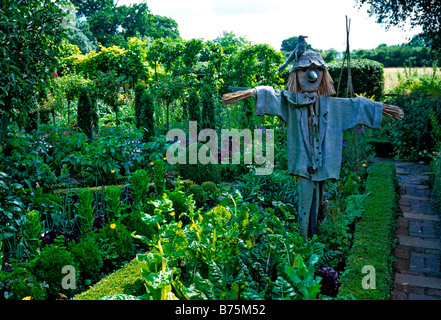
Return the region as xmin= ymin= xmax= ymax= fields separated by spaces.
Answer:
xmin=222 ymin=44 xmax=403 ymax=239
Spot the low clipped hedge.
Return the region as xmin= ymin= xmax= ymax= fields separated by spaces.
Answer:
xmin=328 ymin=59 xmax=384 ymax=100
xmin=338 ymin=161 xmax=398 ymax=299
xmin=53 ymin=184 xmax=126 ymax=200
xmin=72 ymin=258 xmax=148 ymax=300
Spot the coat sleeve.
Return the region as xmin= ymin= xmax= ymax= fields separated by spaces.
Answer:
xmin=336 ymin=96 xmax=383 ymax=130
xmin=255 ymin=86 xmax=289 ymax=123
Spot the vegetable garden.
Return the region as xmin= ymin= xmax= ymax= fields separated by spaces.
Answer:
xmin=1 ymin=1 xmax=441 ymax=303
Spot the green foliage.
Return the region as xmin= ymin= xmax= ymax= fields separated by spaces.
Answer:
xmin=0 ymin=263 xmax=47 ymax=300
xmin=187 ymin=88 xmax=201 ymax=124
xmin=71 ymin=0 xmax=114 ymax=18
xmin=69 ymin=239 xmax=103 ymax=278
xmin=94 ymin=72 xmax=123 ymax=124
xmin=235 ymin=170 xmax=298 ymax=219
xmin=338 ymin=162 xmax=398 ymax=300
xmin=351 ymin=43 xmax=433 ymax=68
xmin=386 ymin=71 xmax=441 ymax=161
xmin=0 ymin=127 xmax=58 ymax=192
xmin=284 ymin=254 xmax=322 ymax=300
xmin=118 ymin=211 xmax=155 ymax=241
xmin=200 ymin=83 xmax=216 ymax=130
xmin=97 ymin=223 xmax=135 ymax=263
xmin=105 ymin=186 xmax=126 ymax=222
xmin=75 ymin=188 xmax=94 ymax=235
xmin=23 ymin=210 xmax=42 ymax=257
xmin=151 ymin=158 xmax=167 ymax=196
xmin=77 ymin=86 xmax=98 ymax=139
xmin=32 ymin=244 xmax=77 ymax=298
xmin=134 ymin=84 xmax=155 ymax=142
xmin=213 ymin=31 xmax=251 ymax=55
xmin=130 ymin=169 xmax=152 ymax=209
xmin=167 ymin=187 xmax=190 ymax=220
xmin=61 ymin=125 xmax=147 ymax=185
xmin=0 ymin=0 xmax=66 ymax=143
xmin=187 ymin=184 xmax=206 ymax=209
xmin=226 ymin=43 xmax=285 ymax=89
xmin=354 ymin=0 xmax=441 ymax=56
xmin=201 ymin=181 xmax=220 ymax=207
xmin=72 ymin=258 xmax=147 ymax=300
xmin=73 ymin=44 xmax=149 ymax=85
xmin=328 ymin=59 xmax=384 ymax=99
xmin=201 ymin=181 xmax=220 ymax=196
xmin=177 ymin=142 xmax=221 ymax=185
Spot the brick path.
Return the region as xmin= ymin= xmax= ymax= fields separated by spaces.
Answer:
xmin=381 ymin=159 xmax=441 ymax=300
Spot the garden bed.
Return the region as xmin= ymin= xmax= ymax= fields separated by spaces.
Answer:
xmin=70 ymin=162 xmax=399 ymax=300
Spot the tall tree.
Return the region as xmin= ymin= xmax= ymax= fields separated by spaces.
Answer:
xmin=87 ymin=3 xmax=179 ymax=47
xmin=0 ymin=0 xmax=67 ymax=143
xmin=71 ymin=0 xmax=114 ymax=18
xmin=213 ymin=30 xmax=250 ymax=55
xmin=355 ymin=0 xmax=441 ymax=56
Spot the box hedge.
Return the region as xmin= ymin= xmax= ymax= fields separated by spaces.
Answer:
xmin=328 ymin=59 xmax=384 ymax=100
xmin=338 ymin=161 xmax=398 ymax=299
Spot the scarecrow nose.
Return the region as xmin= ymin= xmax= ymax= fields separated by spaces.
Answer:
xmin=309 ymin=70 xmax=318 ymax=80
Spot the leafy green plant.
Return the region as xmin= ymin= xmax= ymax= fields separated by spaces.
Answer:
xmin=97 ymin=223 xmax=135 ymax=263
xmin=75 ymin=189 xmax=94 ymax=235
xmin=386 ymin=72 xmax=441 ymax=160
xmin=118 ymin=211 xmax=155 ymax=241
xmin=151 ymin=158 xmax=166 ymax=196
xmin=104 ymin=186 xmax=127 ymax=222
xmin=77 ymin=85 xmax=98 ymax=140
xmin=23 ymin=210 xmax=42 ymax=258
xmin=32 ymin=244 xmax=77 ymax=299
xmin=69 ymin=239 xmax=103 ymax=279
xmin=130 ymin=169 xmax=151 ymax=210
xmin=187 ymin=184 xmax=206 ymax=209
xmin=134 ymin=84 xmax=155 ymax=142
xmin=0 ymin=262 xmax=47 ymax=300
xmin=284 ymin=254 xmax=322 ymax=300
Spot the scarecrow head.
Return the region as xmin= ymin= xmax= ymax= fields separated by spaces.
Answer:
xmin=286 ymin=50 xmax=336 ymax=96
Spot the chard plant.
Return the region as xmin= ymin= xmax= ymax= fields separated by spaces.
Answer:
xmin=23 ymin=210 xmax=42 ymax=258
xmin=105 ymin=186 xmax=128 ymax=222
xmin=75 ymin=189 xmax=94 ymax=235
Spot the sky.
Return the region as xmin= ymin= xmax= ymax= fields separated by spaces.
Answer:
xmin=117 ymin=0 xmax=422 ymax=51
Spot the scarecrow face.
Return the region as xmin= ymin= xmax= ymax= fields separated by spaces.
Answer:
xmin=296 ymin=67 xmax=323 ymax=92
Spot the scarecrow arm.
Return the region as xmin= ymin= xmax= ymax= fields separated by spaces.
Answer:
xmin=222 ymin=88 xmax=256 ymax=105
xmin=383 ymin=104 xmax=404 ymax=120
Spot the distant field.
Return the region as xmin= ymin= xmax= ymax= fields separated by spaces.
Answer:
xmin=384 ymin=67 xmax=441 ymax=92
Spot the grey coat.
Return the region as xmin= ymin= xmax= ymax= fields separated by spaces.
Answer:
xmin=255 ymin=86 xmax=383 ymax=181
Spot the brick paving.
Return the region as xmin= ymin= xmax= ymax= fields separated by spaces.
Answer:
xmin=373 ymin=159 xmax=441 ymax=300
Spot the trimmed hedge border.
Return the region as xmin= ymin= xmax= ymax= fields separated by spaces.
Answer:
xmin=72 ymin=259 xmax=148 ymax=300
xmin=338 ymin=161 xmax=399 ymax=299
